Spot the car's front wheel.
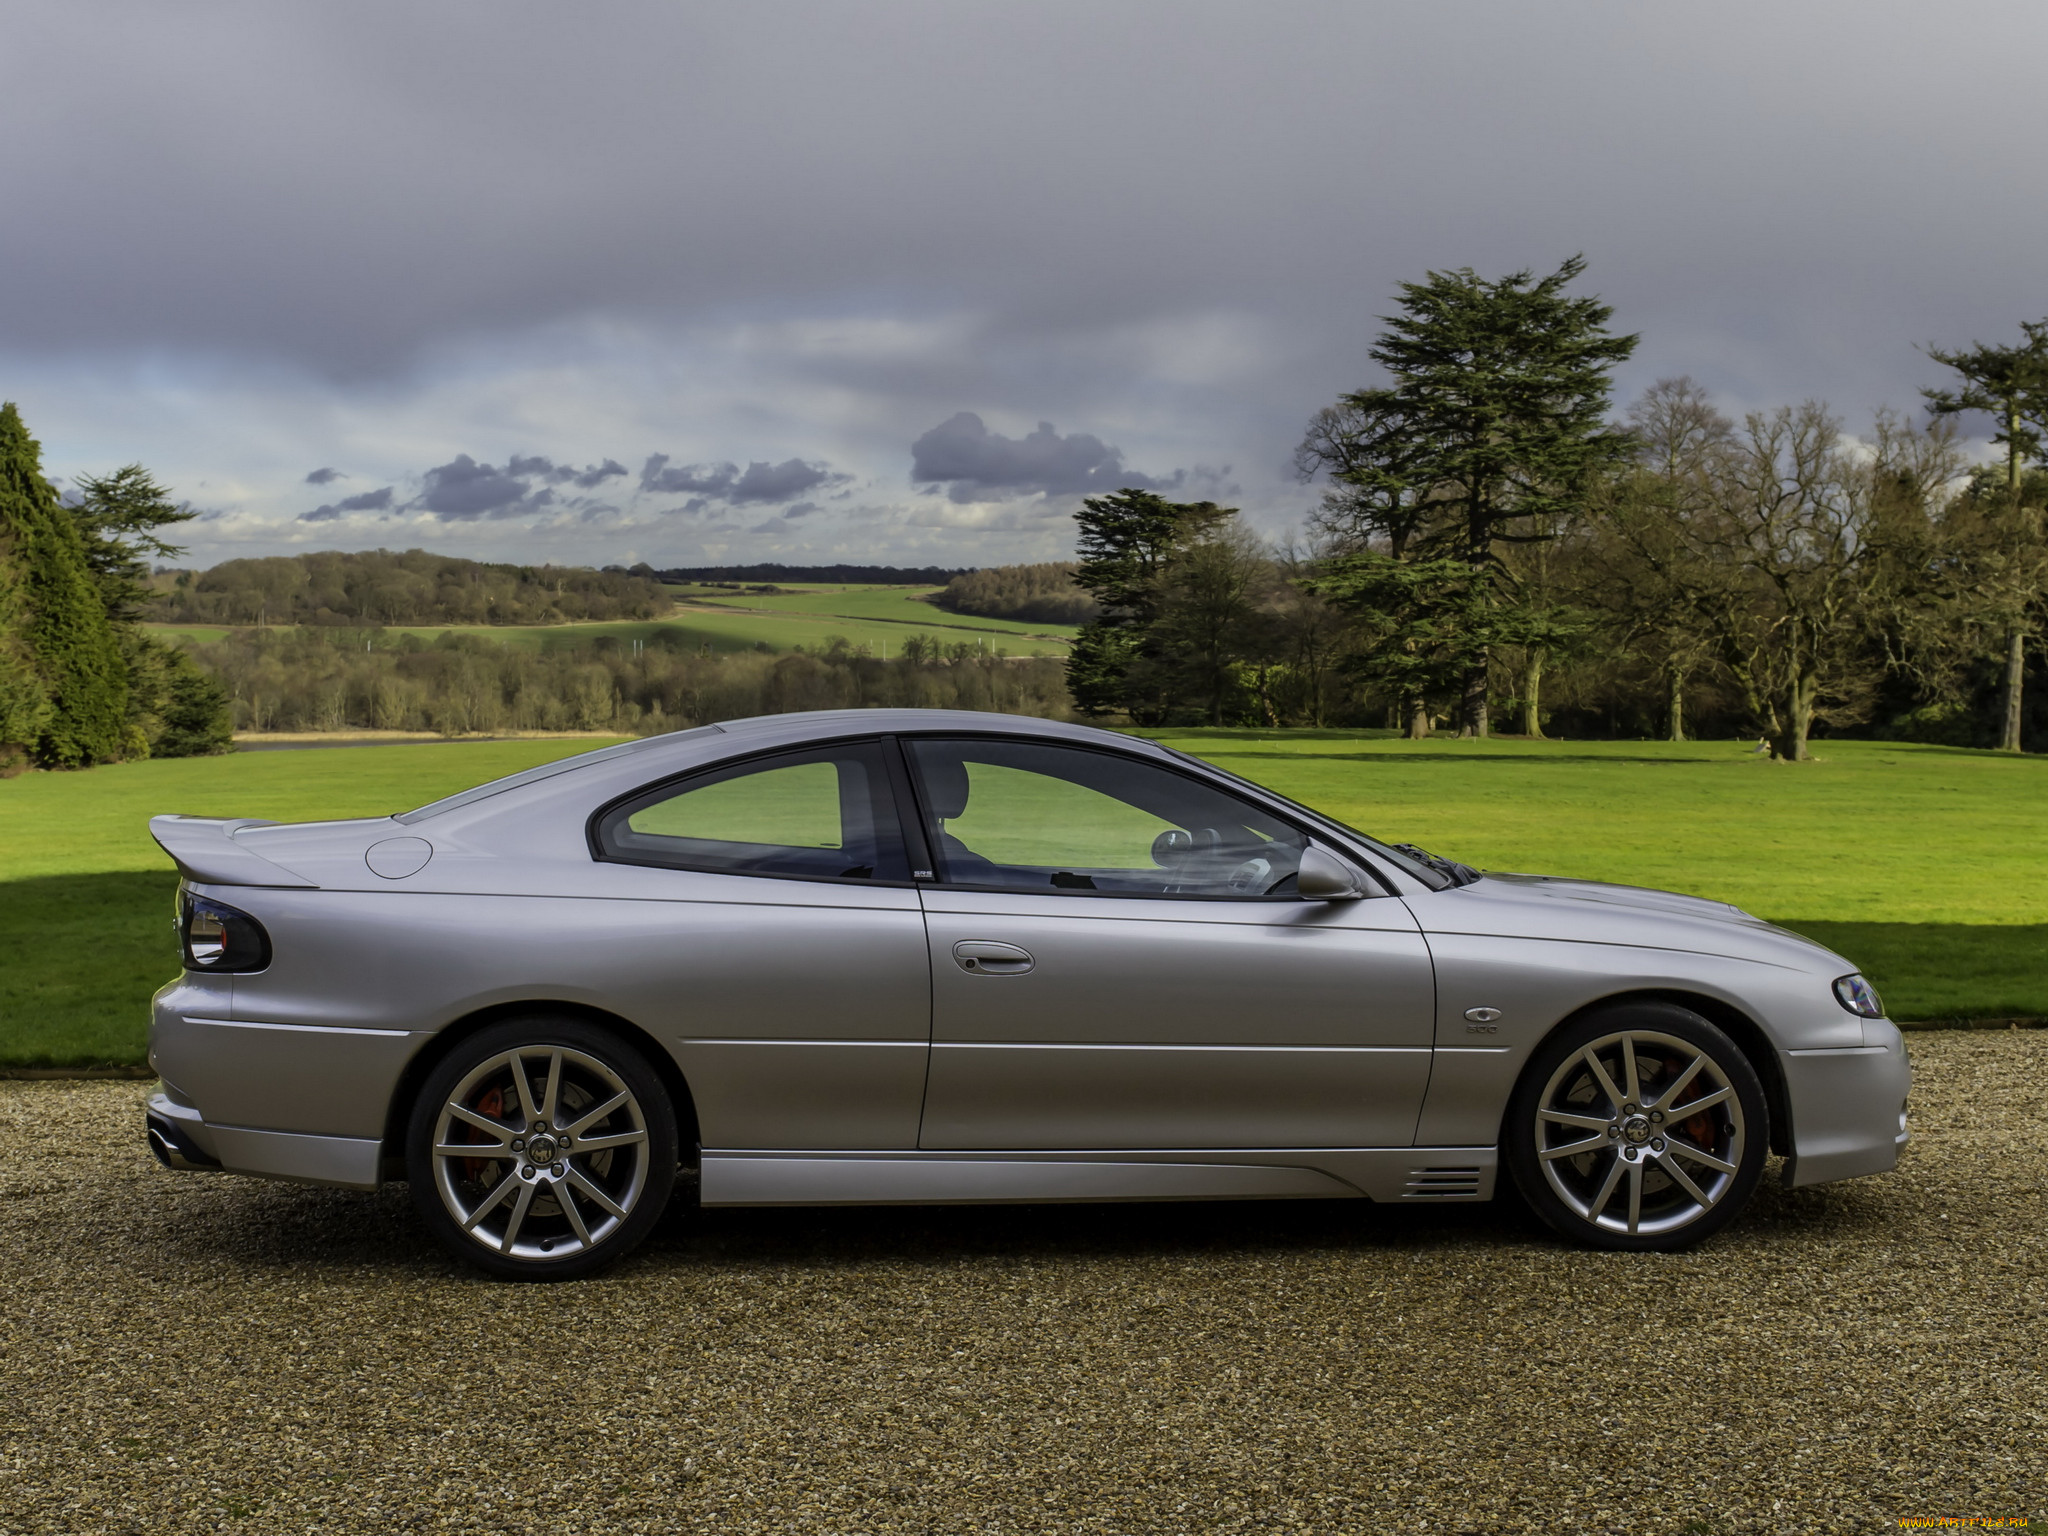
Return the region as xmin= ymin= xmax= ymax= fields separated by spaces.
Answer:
xmin=406 ymin=1017 xmax=678 ymax=1280
xmin=1505 ymin=1003 xmax=1768 ymax=1251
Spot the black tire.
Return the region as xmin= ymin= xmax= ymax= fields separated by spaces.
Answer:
xmin=406 ymin=1016 xmax=678 ymax=1281
xmin=1505 ymin=1002 xmax=1768 ymax=1252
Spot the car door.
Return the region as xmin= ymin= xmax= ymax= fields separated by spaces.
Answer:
xmin=590 ymin=738 xmax=931 ymax=1150
xmin=902 ymin=735 xmax=1436 ymax=1151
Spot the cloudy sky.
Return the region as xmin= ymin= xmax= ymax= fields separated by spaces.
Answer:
xmin=7 ymin=1 xmax=2046 ymax=570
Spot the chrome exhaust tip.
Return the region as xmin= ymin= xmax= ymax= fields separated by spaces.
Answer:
xmin=146 ymin=1111 xmax=221 ymax=1172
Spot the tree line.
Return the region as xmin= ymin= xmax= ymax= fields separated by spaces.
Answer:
xmin=642 ymin=562 xmax=965 ymax=585
xmin=148 ymin=548 xmax=673 ymax=628
xmin=8 ymin=256 xmax=2043 ymax=764
xmin=187 ymin=626 xmax=1069 ymax=736
xmin=934 ymin=562 xmax=1100 ymax=626
xmin=1066 ymin=259 xmax=2048 ymax=756
xmin=0 ymin=403 xmax=231 ymax=770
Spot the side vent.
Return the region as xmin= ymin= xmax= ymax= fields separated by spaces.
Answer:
xmin=1403 ymin=1165 xmax=1484 ymax=1200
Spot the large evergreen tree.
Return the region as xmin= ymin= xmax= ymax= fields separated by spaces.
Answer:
xmin=0 ymin=521 xmax=52 ymax=769
xmin=0 ymin=403 xmax=128 ymax=767
xmin=1308 ymin=256 xmax=1638 ymax=735
xmin=71 ymin=464 xmax=198 ymax=622
xmin=128 ymin=634 xmax=235 ymax=757
xmin=1922 ymin=321 xmax=2048 ymax=751
xmin=69 ymin=462 xmax=231 ymax=757
xmin=1065 ymin=489 xmax=1231 ymax=721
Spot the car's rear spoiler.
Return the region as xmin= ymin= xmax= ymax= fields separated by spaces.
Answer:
xmin=149 ymin=816 xmax=320 ymax=889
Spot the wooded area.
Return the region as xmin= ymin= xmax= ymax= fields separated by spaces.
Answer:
xmin=0 ymin=405 xmax=231 ymax=770
xmin=5 ymin=256 xmax=2043 ymax=763
xmin=935 ymin=562 xmax=1099 ymax=625
xmin=183 ymin=627 xmax=1068 ymax=735
xmin=645 ymin=562 xmax=964 ymax=585
xmin=1067 ymin=261 xmax=2048 ymax=754
xmin=146 ymin=549 xmax=672 ymax=627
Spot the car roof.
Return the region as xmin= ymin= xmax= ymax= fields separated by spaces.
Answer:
xmin=713 ymin=707 xmax=1142 ymax=743
xmin=396 ymin=709 xmax=1166 ymax=825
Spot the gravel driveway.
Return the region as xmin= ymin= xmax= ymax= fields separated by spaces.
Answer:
xmin=3 ymin=1031 xmax=2042 ymax=1535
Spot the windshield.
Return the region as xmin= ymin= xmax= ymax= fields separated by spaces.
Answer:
xmin=1155 ymin=746 xmax=1468 ymax=891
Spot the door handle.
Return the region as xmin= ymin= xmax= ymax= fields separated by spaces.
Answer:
xmin=952 ymin=940 xmax=1034 ymax=975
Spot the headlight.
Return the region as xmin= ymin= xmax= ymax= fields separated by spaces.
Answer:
xmin=178 ymin=889 xmax=272 ymax=972
xmin=1833 ymin=973 xmax=1885 ymax=1019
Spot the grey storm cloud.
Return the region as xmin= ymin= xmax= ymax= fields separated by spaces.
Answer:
xmin=298 ymin=486 xmax=395 ymax=522
xmin=11 ymin=1 xmax=2048 ymax=425
xmin=749 ymin=500 xmax=824 ymax=534
xmin=10 ymin=3 xmax=2048 ymax=571
xmin=409 ymin=454 xmax=625 ymax=521
xmin=506 ymin=455 xmax=629 ymax=489
xmin=731 ymin=459 xmax=843 ymax=503
xmin=911 ymin=413 xmax=1179 ymax=503
xmin=639 ymin=454 xmax=849 ymax=505
xmin=418 ymin=455 xmax=534 ymax=518
xmin=638 ymin=457 xmax=736 ymax=497
xmin=293 ymin=454 xmax=635 ymax=524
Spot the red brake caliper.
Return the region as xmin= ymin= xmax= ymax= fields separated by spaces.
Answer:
xmin=1681 ymin=1111 xmax=1717 ymax=1153
xmin=461 ymin=1085 xmax=506 ymax=1183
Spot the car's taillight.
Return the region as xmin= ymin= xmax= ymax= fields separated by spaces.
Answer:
xmin=178 ymin=888 xmax=271 ymax=972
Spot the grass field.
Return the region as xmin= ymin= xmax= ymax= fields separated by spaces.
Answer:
xmin=1144 ymin=732 xmax=2048 ymax=1030
xmin=145 ymin=586 xmax=1079 ymax=659
xmin=673 ymin=582 xmax=1083 ymax=642
xmin=1 ymin=732 xmax=2041 ymax=1066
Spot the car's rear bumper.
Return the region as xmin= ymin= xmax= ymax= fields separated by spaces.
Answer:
xmin=146 ymin=1095 xmax=221 ymax=1171
xmin=147 ymin=984 xmax=421 ymax=1191
xmin=1779 ymin=1024 xmax=1911 ymax=1188
xmin=146 ymin=1090 xmax=383 ymax=1189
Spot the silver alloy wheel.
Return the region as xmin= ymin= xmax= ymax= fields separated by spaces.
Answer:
xmin=430 ymin=1045 xmax=651 ymax=1261
xmin=1533 ymin=1028 xmax=1747 ymax=1237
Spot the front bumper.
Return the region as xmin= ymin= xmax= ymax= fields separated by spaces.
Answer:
xmin=1779 ymin=1022 xmax=1912 ymax=1188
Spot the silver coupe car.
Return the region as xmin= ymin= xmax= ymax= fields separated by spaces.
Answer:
xmin=145 ymin=709 xmax=1910 ymax=1279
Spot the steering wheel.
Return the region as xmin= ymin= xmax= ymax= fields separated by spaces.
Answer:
xmin=1156 ymin=830 xmax=1293 ymax=895
xmin=1226 ymin=855 xmax=1275 ymax=894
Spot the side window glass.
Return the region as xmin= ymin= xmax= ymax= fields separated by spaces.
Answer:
xmin=597 ymin=743 xmax=909 ymax=882
xmin=905 ymin=738 xmax=1308 ymax=897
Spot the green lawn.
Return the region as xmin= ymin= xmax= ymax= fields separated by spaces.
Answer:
xmin=0 ymin=740 xmax=625 ymax=1066
xmin=1 ymin=732 xmax=2040 ymax=1066
xmin=675 ymin=582 xmax=1083 ymax=643
xmin=1143 ymin=732 xmax=2048 ymax=1026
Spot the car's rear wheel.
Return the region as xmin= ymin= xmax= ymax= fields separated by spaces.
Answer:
xmin=1505 ymin=1003 xmax=1767 ymax=1251
xmin=406 ymin=1017 xmax=677 ymax=1281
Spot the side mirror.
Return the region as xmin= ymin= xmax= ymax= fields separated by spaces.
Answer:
xmin=1297 ymin=845 xmax=1365 ymax=900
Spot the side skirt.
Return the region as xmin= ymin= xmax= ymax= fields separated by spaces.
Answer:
xmin=699 ymin=1148 xmax=1497 ymax=1207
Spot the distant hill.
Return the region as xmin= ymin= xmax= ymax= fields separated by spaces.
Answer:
xmin=148 ymin=549 xmax=672 ymax=627
xmin=644 ymin=562 xmax=968 ymax=586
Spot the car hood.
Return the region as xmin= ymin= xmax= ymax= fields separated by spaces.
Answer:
xmin=1402 ymin=870 xmax=1845 ymax=973
xmin=1476 ymin=872 xmax=1755 ymax=922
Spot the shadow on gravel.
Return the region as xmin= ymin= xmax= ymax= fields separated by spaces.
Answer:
xmin=133 ymin=1174 xmax=1539 ymax=1281
xmin=127 ymin=1153 xmax=1910 ymax=1282
xmin=645 ymin=1191 xmax=1535 ymax=1269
